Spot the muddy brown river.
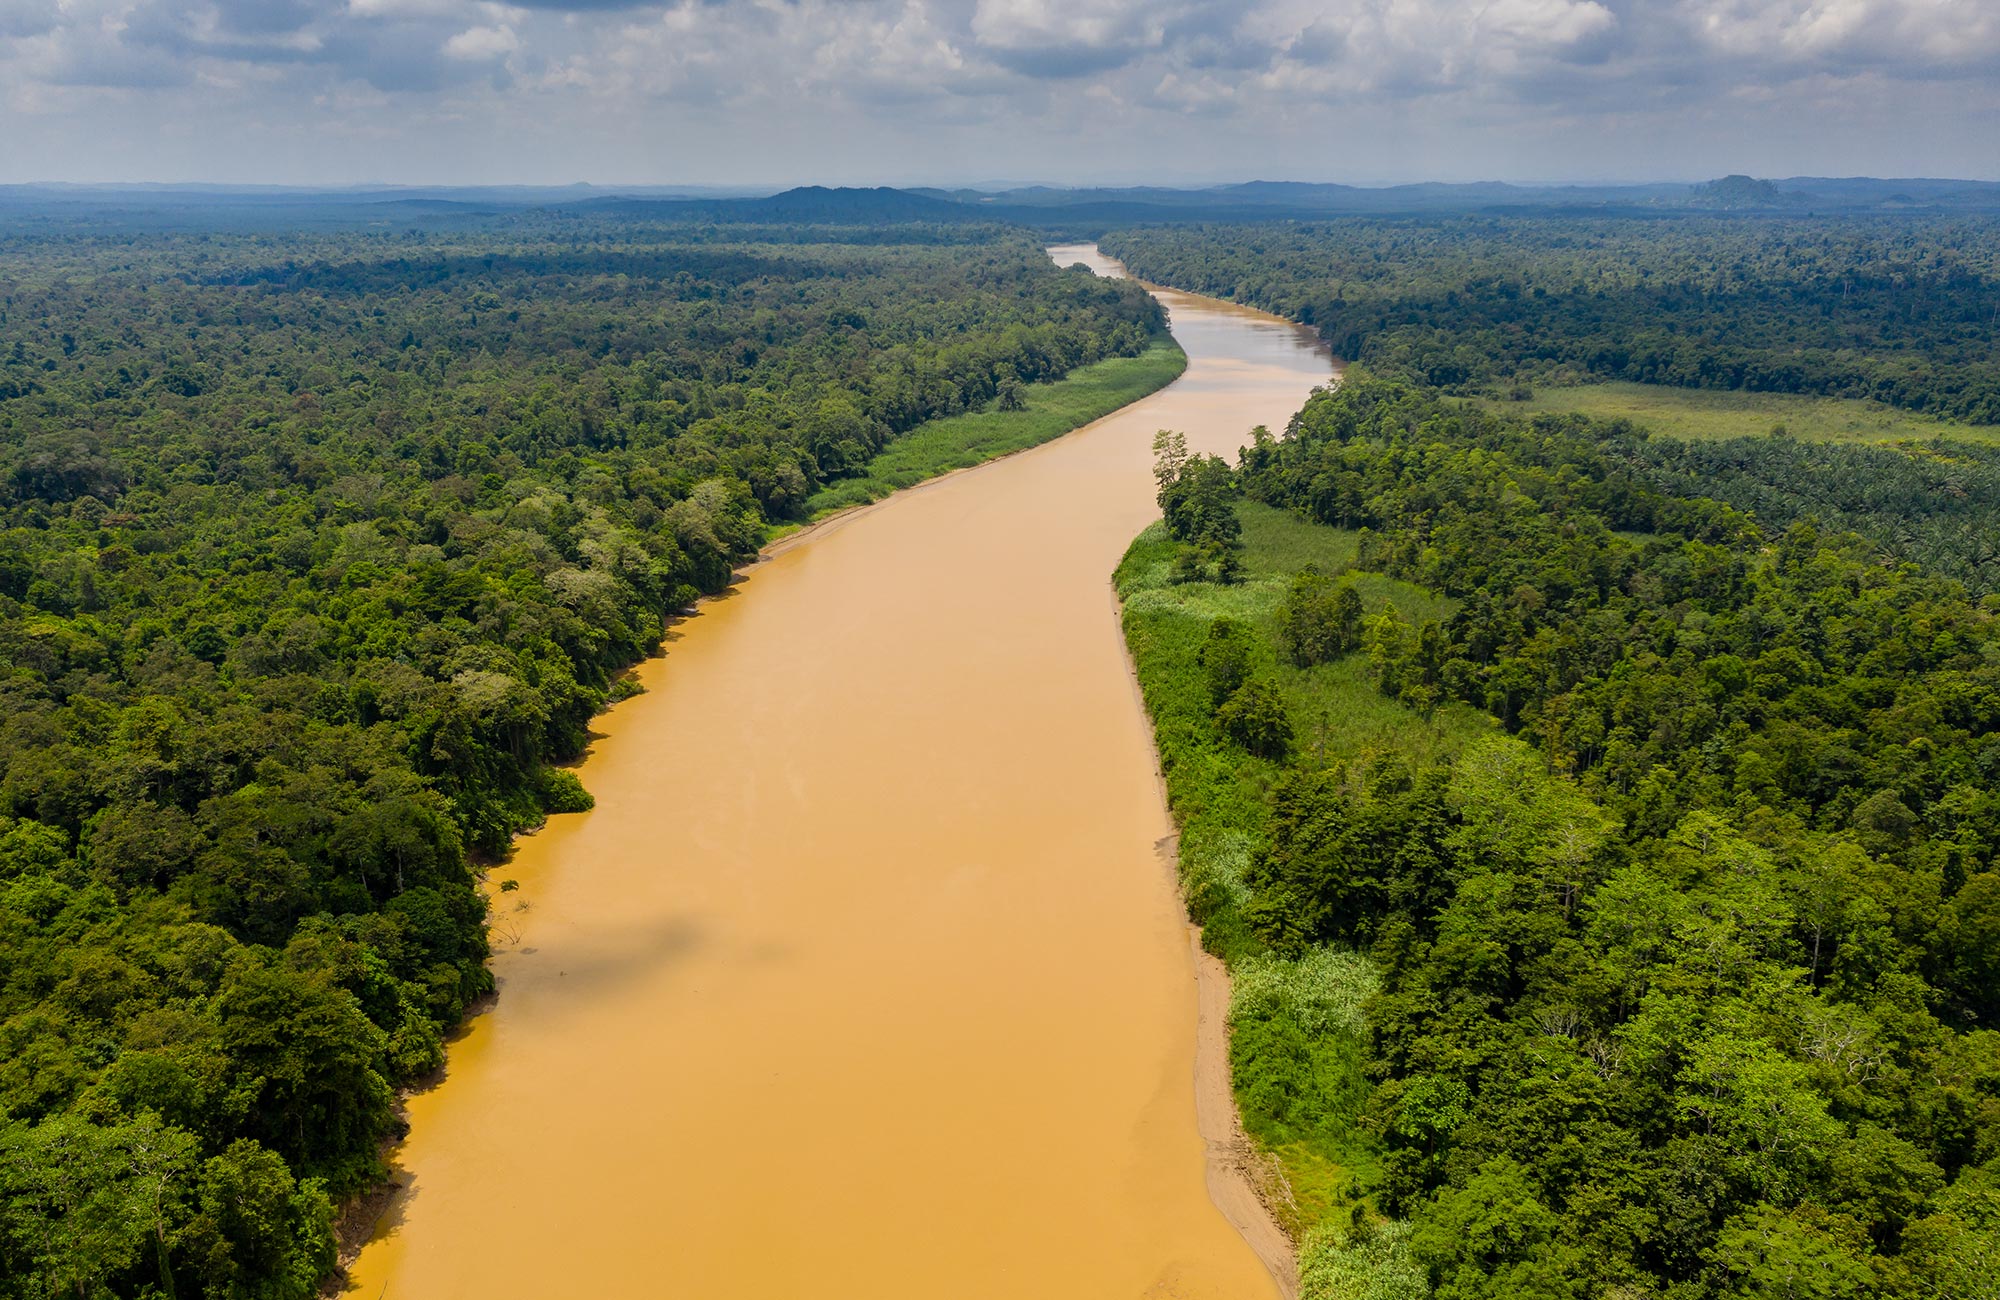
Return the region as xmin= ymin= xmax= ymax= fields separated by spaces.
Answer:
xmin=345 ymin=246 xmax=1333 ymax=1299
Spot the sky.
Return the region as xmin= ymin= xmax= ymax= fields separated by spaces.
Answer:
xmin=0 ymin=0 xmax=1995 ymax=187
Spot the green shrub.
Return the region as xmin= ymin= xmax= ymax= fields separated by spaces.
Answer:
xmin=540 ymin=769 xmax=595 ymax=814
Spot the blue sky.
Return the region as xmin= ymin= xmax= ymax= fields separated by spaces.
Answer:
xmin=1 ymin=0 xmax=1995 ymax=186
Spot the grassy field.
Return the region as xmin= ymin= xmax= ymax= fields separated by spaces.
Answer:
xmin=799 ymin=338 xmax=1186 ymax=520
xmin=1478 ymin=380 xmax=1996 ymax=445
xmin=1115 ymin=501 xmax=1494 ymax=1267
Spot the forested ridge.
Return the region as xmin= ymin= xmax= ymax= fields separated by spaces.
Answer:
xmin=1102 ymin=217 xmax=2000 ymax=423
xmin=0 ymin=218 xmax=1166 ymax=1297
xmin=1128 ymin=378 xmax=2000 ymax=1298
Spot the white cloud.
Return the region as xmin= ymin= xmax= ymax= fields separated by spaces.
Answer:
xmin=1481 ymin=0 xmax=1618 ymax=48
xmin=1684 ymin=0 xmax=2000 ymax=67
xmin=443 ymin=22 xmax=517 ymax=58
xmin=970 ymin=0 xmax=1169 ymax=66
xmin=0 ymin=0 xmax=1997 ymax=182
xmin=347 ymin=0 xmax=470 ymax=16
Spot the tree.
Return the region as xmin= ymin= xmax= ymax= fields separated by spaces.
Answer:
xmin=185 ymin=1141 xmax=335 ymax=1300
xmin=1901 ymin=1162 xmax=2000 ymax=1300
xmin=1154 ymin=435 xmax=1245 ymax=582
xmin=1198 ymin=620 xmax=1256 ymax=706
xmin=1217 ymin=679 xmax=1293 ymax=759
xmin=1409 ymin=1158 xmax=1574 ymax=1300
xmin=124 ymin=1113 xmax=202 ymax=1300
xmin=1946 ymin=873 xmax=2000 ymax=1021
xmin=0 ymin=1112 xmax=196 ymax=1299
xmin=1713 ymin=1204 xmax=1878 ymax=1300
xmin=1279 ymin=566 xmax=1364 ymax=666
xmin=214 ymin=966 xmax=392 ymax=1181
xmin=1152 ymin=428 xmax=1189 ymax=499
xmin=1161 ymin=454 xmax=1241 ymax=549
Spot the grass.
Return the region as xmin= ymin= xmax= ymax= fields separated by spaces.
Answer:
xmin=1234 ymin=502 xmax=1362 ymax=578
xmin=800 ymin=339 xmax=1186 ymax=519
xmin=1125 ymin=504 xmax=1487 ymax=783
xmin=1477 ymin=380 xmax=1997 ymax=446
xmin=1115 ymin=501 xmax=1496 ymax=1268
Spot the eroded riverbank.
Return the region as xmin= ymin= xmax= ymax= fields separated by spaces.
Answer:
xmin=345 ymin=245 xmax=1333 ymax=1299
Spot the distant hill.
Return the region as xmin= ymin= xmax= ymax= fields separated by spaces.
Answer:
xmin=7 ymin=177 xmax=2000 ymax=235
xmin=1687 ymin=174 xmax=1806 ymax=209
xmin=924 ymin=175 xmax=2000 ymax=219
xmin=1768 ymin=176 xmax=2000 ymax=209
xmin=567 ymin=185 xmax=948 ymax=223
xmin=880 ymin=176 xmax=2000 ymax=222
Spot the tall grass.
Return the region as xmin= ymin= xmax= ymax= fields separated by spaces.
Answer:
xmin=1475 ymin=380 xmax=1994 ymax=445
xmin=802 ymin=339 xmax=1186 ymax=518
xmin=1298 ymin=1220 xmax=1426 ymax=1300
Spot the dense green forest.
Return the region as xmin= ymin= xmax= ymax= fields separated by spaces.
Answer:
xmin=1606 ymin=429 xmax=2000 ymax=594
xmin=1102 ymin=217 xmax=2000 ymax=423
xmin=11 ymin=193 xmax=1999 ymax=1297
xmin=0 ymin=216 xmax=1168 ymax=1297
xmin=1127 ymin=378 xmax=2000 ymax=1298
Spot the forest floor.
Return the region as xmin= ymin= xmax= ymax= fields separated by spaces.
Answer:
xmin=1478 ymin=379 xmax=1995 ymax=445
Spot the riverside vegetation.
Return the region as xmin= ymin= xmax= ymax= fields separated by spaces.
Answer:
xmin=1104 ymin=217 xmax=2000 ymax=588
xmin=1102 ymin=216 xmax=2000 ymax=424
xmin=1127 ymin=376 xmax=2000 ymax=1299
xmin=0 ymin=215 xmax=1174 ymax=1297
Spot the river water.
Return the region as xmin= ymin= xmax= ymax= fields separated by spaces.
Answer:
xmin=345 ymin=246 xmax=1333 ymax=1299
